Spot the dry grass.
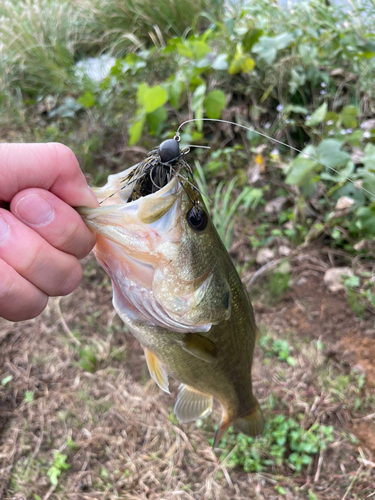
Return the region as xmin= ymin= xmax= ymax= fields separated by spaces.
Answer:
xmin=1 ymin=253 xmax=375 ymax=499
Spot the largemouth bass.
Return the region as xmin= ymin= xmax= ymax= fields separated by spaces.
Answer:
xmin=78 ymin=138 xmax=263 ymax=445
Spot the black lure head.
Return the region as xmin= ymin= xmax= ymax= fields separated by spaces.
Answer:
xmin=158 ymin=139 xmax=180 ymax=164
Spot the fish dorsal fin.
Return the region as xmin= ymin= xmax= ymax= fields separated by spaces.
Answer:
xmin=144 ymin=348 xmax=170 ymax=394
xmin=180 ymin=333 xmax=218 ymax=363
xmin=174 ymin=384 xmax=213 ymax=423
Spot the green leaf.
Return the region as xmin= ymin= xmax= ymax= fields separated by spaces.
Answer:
xmin=298 ymin=44 xmax=318 ymax=65
xmin=192 ymin=84 xmax=206 ymax=130
xmin=211 ymin=54 xmax=228 ymax=70
xmin=356 ymin=206 xmax=375 ymax=235
xmin=305 ymin=103 xmax=327 ymax=127
xmin=204 ymin=90 xmax=226 ymax=119
xmin=344 ymin=275 xmax=360 ymax=288
xmin=77 ymin=91 xmax=96 ymax=108
xmin=228 ymin=52 xmax=255 ymax=74
xmin=169 ymin=79 xmax=184 ymax=109
xmin=190 ymin=40 xmax=211 ymax=60
xmin=129 ymin=117 xmax=145 ymax=146
xmin=340 ymin=105 xmax=358 ymax=128
xmin=136 ymin=82 xmax=148 ymax=105
xmin=252 ymin=33 xmax=294 ymax=64
xmin=144 ymin=86 xmax=168 ymax=114
xmin=176 ymin=42 xmax=193 ymax=58
xmin=287 ymin=356 xmax=297 ymax=366
xmin=317 ymin=139 xmax=351 ymax=169
xmin=146 ymin=106 xmax=167 ymax=135
xmin=242 ymin=28 xmax=263 ymax=52
xmin=285 ymin=157 xmax=317 ymax=186
xmin=283 ymin=104 xmax=309 ymax=115
xmin=362 ymin=143 xmax=375 ymax=170
xmin=308 ymin=489 xmax=320 ymax=500
xmin=1 ymin=375 xmax=13 ymax=386
xmin=48 ymin=468 xmax=59 ymax=486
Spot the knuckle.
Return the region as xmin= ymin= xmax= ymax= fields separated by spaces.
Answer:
xmin=0 ymin=266 xmax=48 ymax=321
xmin=18 ymin=245 xmax=42 ymax=276
xmin=49 ymin=142 xmax=79 ymax=170
xmin=0 ymin=269 xmax=17 ymax=305
xmin=58 ymin=260 xmax=83 ymax=296
xmin=54 ymin=220 xmax=94 ymax=259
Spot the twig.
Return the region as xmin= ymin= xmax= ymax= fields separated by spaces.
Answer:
xmin=55 ymin=297 xmax=80 ymax=346
xmin=314 ymin=448 xmax=324 ymax=483
xmin=341 ymin=464 xmax=363 ymax=500
xmin=353 ymin=412 xmax=375 ymax=422
xmin=247 ymin=258 xmax=285 ymax=286
xmin=43 ymin=484 xmax=56 ymax=500
xmin=358 ymin=447 xmax=375 ymax=468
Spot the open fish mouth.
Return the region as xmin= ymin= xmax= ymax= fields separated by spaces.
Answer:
xmin=93 ymin=138 xmax=197 ymax=208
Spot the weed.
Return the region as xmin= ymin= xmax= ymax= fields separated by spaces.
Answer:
xmin=194 ymin=160 xmax=265 ymax=248
xmin=344 ymin=273 xmax=375 ymax=317
xmin=268 ymin=270 xmax=290 ymax=302
xmin=24 ymin=391 xmax=34 ymax=404
xmin=47 ymin=452 xmax=70 ymax=486
xmin=260 ymin=336 xmax=296 ymax=366
xmin=1 ymin=375 xmax=13 ymax=386
xmin=217 ymin=414 xmax=334 ymax=473
xmin=77 ymin=345 xmax=98 ymax=372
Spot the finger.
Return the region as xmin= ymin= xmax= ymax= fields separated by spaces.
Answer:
xmin=0 ymin=209 xmax=82 ymax=296
xmin=0 ymin=258 xmax=48 ymax=322
xmin=0 ymin=143 xmax=98 ymax=208
xmin=10 ymin=188 xmax=97 ymax=259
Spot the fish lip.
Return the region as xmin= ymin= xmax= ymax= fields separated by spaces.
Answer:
xmin=128 ymin=176 xmax=182 ymax=204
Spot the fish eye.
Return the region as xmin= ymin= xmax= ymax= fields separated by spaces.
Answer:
xmin=187 ymin=206 xmax=208 ymax=232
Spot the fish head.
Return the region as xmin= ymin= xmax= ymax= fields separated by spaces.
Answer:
xmin=80 ymin=161 xmax=232 ymax=333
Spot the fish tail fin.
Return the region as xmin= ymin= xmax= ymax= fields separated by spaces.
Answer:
xmin=233 ymin=397 xmax=264 ymax=438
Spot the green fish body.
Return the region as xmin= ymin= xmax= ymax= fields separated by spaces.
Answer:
xmin=78 ymin=143 xmax=263 ymax=444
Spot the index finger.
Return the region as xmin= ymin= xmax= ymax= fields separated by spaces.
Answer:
xmin=0 ymin=143 xmax=98 ymax=208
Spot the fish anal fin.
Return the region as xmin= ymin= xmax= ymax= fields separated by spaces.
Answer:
xmin=174 ymin=384 xmax=213 ymax=423
xmin=144 ymin=348 xmax=170 ymax=394
xmin=181 ymin=333 xmax=217 ymax=363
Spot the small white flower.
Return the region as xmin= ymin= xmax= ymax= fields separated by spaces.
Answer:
xmin=276 ymin=104 xmax=284 ymax=112
xmin=327 ymin=120 xmax=334 ymax=126
xmin=363 ymin=131 xmax=371 ymax=138
xmin=320 ymin=90 xmax=327 ymax=95
xmin=321 ymin=82 xmax=327 ymax=88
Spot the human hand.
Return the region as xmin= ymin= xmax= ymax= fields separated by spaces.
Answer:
xmin=0 ymin=143 xmax=98 ymax=321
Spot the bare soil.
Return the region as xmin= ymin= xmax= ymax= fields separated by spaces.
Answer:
xmin=0 ymin=247 xmax=374 ymax=499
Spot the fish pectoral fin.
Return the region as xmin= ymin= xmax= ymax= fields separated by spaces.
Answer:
xmin=180 ymin=333 xmax=218 ymax=363
xmin=174 ymin=384 xmax=213 ymax=423
xmin=144 ymin=348 xmax=170 ymax=394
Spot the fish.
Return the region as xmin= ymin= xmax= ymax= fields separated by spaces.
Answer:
xmin=77 ymin=138 xmax=263 ymax=445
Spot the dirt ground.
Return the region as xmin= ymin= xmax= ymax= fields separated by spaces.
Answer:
xmin=0 ymin=246 xmax=374 ymax=499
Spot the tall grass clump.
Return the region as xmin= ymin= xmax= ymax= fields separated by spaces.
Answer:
xmin=86 ymin=0 xmax=223 ymax=54
xmin=0 ymin=0 xmax=89 ymax=96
